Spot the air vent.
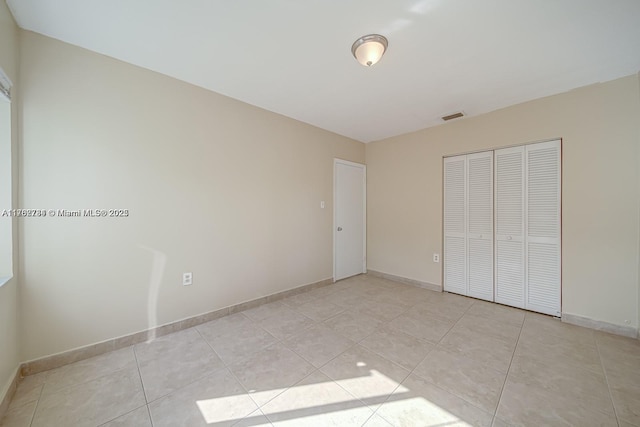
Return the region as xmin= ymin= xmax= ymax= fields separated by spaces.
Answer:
xmin=442 ymin=112 xmax=465 ymax=121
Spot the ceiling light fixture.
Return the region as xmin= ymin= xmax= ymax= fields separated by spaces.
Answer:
xmin=351 ymin=34 xmax=388 ymax=67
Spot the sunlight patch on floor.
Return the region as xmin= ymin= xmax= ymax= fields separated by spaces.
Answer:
xmin=379 ymin=397 xmax=473 ymax=427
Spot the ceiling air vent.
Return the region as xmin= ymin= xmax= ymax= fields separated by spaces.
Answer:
xmin=442 ymin=112 xmax=465 ymax=121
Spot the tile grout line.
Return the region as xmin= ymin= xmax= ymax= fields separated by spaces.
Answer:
xmin=25 ymin=350 xmax=138 ymax=400
xmin=491 ymin=311 xmax=526 ymax=426
xmin=195 ymin=311 xmax=359 ymax=422
xmin=145 ymin=403 xmax=154 ymax=427
xmin=368 ymin=296 xmax=478 ymax=427
xmin=130 ymin=343 xmax=155 ymax=427
xmin=328 ymin=342 xmax=400 ymax=425
xmin=593 ymin=334 xmax=622 ymax=427
xmin=194 ymin=326 xmax=269 ymax=424
xmin=12 ymin=350 xmax=142 ymax=427
xmin=195 ymin=326 xmax=291 ymax=426
xmin=253 ymin=303 xmax=371 ymax=414
xmin=260 ymin=368 xmax=322 ymax=425
xmin=394 ymin=296 xmax=508 ymax=423
xmin=198 ymin=323 xmax=318 ymax=426
xmin=131 ymin=345 xmax=149 ymax=405
xmin=371 ymin=338 xmax=436 ymax=426
xmin=360 ymin=291 xmax=441 ymax=426
xmin=96 ymin=404 xmax=148 ymax=427
xmin=138 ymin=329 xmax=237 ymax=407
xmin=283 ymin=287 xmax=418 ymax=426
xmin=242 ymin=311 xmax=369 ymax=426
xmin=437 ymin=293 xmax=477 ymax=341
xmin=26 ymin=371 xmax=48 ymax=427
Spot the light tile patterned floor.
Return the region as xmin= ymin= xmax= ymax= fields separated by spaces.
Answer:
xmin=2 ymin=274 xmax=639 ymax=426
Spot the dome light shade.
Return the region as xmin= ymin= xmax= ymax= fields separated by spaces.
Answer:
xmin=351 ymin=34 xmax=388 ymax=67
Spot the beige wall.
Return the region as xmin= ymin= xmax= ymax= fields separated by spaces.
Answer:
xmin=367 ymin=74 xmax=640 ymax=332
xmin=19 ymin=32 xmax=364 ymax=361
xmin=0 ymin=0 xmax=20 ymax=402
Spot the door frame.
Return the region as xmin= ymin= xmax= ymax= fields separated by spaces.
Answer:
xmin=333 ymin=158 xmax=367 ymax=282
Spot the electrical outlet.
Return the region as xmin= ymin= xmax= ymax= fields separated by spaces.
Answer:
xmin=183 ymin=272 xmax=193 ymax=286
xmin=433 ymin=253 xmax=440 ymax=263
xmin=320 ymin=201 xmax=325 ymax=209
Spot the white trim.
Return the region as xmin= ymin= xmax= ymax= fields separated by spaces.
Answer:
xmin=442 ymin=137 xmax=562 ymax=159
xmin=562 ymin=312 xmax=638 ymax=339
xmin=333 ymin=158 xmax=367 ymax=282
xmin=331 ymin=158 xmax=338 ymax=283
xmin=367 ymin=270 xmax=441 ymax=292
xmin=363 ymin=165 xmax=367 ymax=274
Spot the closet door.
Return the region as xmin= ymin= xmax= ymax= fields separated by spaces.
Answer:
xmin=466 ymin=152 xmax=494 ymax=301
xmin=443 ymin=155 xmax=467 ymax=295
xmin=494 ymin=140 xmax=561 ymax=315
xmin=525 ymin=140 xmax=561 ymax=316
xmin=494 ymin=146 xmax=526 ymax=308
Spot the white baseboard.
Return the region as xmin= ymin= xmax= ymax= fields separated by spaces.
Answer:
xmin=562 ymin=312 xmax=638 ymax=339
xmin=367 ymin=269 xmax=442 ymax=292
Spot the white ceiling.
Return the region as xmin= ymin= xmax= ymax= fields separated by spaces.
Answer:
xmin=7 ymin=0 xmax=640 ymax=142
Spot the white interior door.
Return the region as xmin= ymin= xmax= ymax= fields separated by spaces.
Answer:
xmin=334 ymin=159 xmax=366 ymax=281
xmin=467 ymin=151 xmax=494 ymax=301
xmin=494 ymin=140 xmax=561 ymax=316
xmin=495 ymin=146 xmax=526 ymax=308
xmin=525 ymin=140 xmax=561 ymax=316
xmin=444 ymin=153 xmax=494 ymax=300
xmin=443 ymin=155 xmax=467 ymax=295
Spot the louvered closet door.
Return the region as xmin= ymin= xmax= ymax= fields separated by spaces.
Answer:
xmin=526 ymin=140 xmax=561 ymax=316
xmin=494 ymin=146 xmax=526 ymax=308
xmin=466 ymin=152 xmax=494 ymax=301
xmin=443 ymin=156 xmax=467 ymax=295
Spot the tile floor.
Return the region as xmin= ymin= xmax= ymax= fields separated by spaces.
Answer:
xmin=1 ymin=274 xmax=639 ymax=426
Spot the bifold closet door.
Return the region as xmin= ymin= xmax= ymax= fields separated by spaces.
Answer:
xmin=466 ymin=152 xmax=494 ymax=301
xmin=495 ymin=140 xmax=561 ymax=316
xmin=444 ymin=152 xmax=494 ymax=301
xmin=525 ymin=140 xmax=561 ymax=316
xmin=494 ymin=146 xmax=526 ymax=308
xmin=444 ymin=156 xmax=467 ymax=295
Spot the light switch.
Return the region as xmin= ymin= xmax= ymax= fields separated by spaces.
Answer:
xmin=183 ymin=272 xmax=193 ymax=286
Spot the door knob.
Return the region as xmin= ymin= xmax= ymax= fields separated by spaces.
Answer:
xmin=507 ymin=235 xmax=512 ymax=240
xmin=337 ymin=227 xmax=343 ymax=231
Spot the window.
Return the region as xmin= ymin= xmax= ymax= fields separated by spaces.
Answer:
xmin=0 ymin=66 xmax=13 ymax=283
